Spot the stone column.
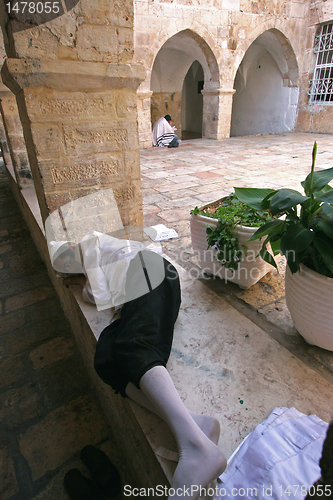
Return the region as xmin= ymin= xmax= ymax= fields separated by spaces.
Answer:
xmin=2 ymin=59 xmax=145 ymax=227
xmin=0 ymin=82 xmax=33 ymax=188
xmin=202 ymin=88 xmax=236 ymax=139
xmin=137 ymin=90 xmax=153 ymax=148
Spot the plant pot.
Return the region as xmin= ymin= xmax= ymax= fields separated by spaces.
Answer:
xmin=190 ymin=200 xmax=274 ymax=289
xmin=285 ymin=263 xmax=333 ymax=351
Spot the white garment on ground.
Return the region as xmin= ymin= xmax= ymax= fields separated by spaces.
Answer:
xmin=79 ymin=230 xmax=164 ymax=311
xmin=215 ymin=407 xmax=328 ymax=500
xmin=152 ymin=117 xmax=175 ymax=147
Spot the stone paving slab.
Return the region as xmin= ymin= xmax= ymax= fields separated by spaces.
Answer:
xmin=140 ymin=132 xmax=333 ymax=378
xmin=0 ymin=161 xmax=127 ymax=500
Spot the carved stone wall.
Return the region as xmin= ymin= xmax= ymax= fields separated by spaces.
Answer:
xmin=1 ymin=1 xmax=145 ymax=228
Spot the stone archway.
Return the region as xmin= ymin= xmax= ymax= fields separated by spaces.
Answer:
xmin=147 ymin=29 xmax=222 ymax=145
xmin=231 ymin=29 xmax=299 ymax=136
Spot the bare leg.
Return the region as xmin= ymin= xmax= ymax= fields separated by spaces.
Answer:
xmin=139 ymin=366 xmax=227 ymax=500
xmin=125 ymin=382 xmax=220 ymax=445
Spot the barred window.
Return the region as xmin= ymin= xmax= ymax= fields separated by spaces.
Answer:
xmin=308 ymin=22 xmax=333 ymax=104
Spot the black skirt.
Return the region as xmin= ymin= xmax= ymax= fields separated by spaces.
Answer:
xmin=94 ymin=251 xmax=181 ymax=397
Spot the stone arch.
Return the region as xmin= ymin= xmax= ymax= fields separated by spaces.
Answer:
xmin=148 ymin=29 xmax=220 ymax=142
xmin=230 ymin=28 xmax=300 ymax=137
xmin=232 ymin=22 xmax=300 ymax=85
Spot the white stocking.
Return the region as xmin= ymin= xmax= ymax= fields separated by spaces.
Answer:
xmin=138 ymin=366 xmax=227 ymax=500
xmin=125 ymin=382 xmax=220 ymax=445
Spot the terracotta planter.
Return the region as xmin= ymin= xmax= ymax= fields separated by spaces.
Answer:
xmin=190 ymin=200 xmax=273 ymax=289
xmin=285 ymin=264 xmax=333 ymax=351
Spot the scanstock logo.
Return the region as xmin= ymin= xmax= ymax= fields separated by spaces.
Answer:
xmin=3 ymin=0 xmax=80 ymax=32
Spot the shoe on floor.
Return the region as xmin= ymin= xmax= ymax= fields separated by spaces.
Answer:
xmin=80 ymin=445 xmax=121 ymax=498
xmin=64 ymin=468 xmax=104 ymax=500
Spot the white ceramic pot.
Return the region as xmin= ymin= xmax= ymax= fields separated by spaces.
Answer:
xmin=285 ymin=263 xmax=333 ymax=351
xmin=190 ymin=202 xmax=273 ymax=289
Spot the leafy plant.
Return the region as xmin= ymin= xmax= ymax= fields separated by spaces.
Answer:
xmin=191 ymin=193 xmax=272 ymax=270
xmin=234 ymin=142 xmax=333 ymax=278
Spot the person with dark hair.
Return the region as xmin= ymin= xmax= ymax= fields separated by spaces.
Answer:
xmin=49 ymin=230 xmax=226 ymax=500
xmin=152 ymin=114 xmax=180 ymax=148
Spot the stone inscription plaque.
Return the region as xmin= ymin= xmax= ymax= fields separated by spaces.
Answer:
xmin=51 ymin=160 xmax=120 ymax=184
xmin=63 ymin=125 xmax=128 ymax=153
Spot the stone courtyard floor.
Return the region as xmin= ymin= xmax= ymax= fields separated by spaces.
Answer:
xmin=0 ymin=131 xmax=333 ymax=499
xmin=141 ymin=132 xmax=333 ymax=379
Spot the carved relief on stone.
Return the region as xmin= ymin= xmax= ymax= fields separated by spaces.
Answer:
xmin=51 ymin=159 xmax=120 ymax=184
xmin=63 ymin=124 xmax=129 ymax=153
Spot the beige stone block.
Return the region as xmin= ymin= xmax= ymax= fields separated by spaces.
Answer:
xmin=62 ymin=121 xmax=137 ymax=155
xmin=31 ymin=123 xmax=66 ymax=159
xmin=44 ymin=9 xmax=79 ymax=48
xmin=40 ymin=151 xmax=125 ymax=191
xmin=311 ymin=107 xmax=333 ymax=133
xmin=296 ymin=110 xmax=311 ymax=132
xmin=80 ymin=0 xmax=133 ymax=27
xmin=124 ymin=149 xmax=141 ymax=180
xmin=19 ymin=395 xmax=110 ymax=481
xmin=2 ymin=58 xmax=145 ymax=94
xmin=135 ymin=32 xmax=151 ymax=46
xmin=221 ymin=0 xmax=240 ymax=9
xmin=135 ymin=0 xmax=149 ymax=16
xmin=290 ymin=1 xmax=307 ymax=18
xmin=76 ymin=24 xmax=119 ymax=62
xmin=11 ymin=26 xmax=59 ymax=59
xmin=117 ymin=27 xmax=135 ymax=63
xmin=25 ymin=90 xmax=117 ymax=123
xmin=115 ymin=90 xmax=137 ymax=118
xmin=57 ymin=45 xmax=79 ymax=60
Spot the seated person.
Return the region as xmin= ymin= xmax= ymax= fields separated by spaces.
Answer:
xmin=152 ymin=114 xmax=180 ymax=148
xmin=49 ymin=230 xmax=226 ymax=500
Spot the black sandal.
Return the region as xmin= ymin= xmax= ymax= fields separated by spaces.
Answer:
xmin=80 ymin=446 xmax=121 ymax=498
xmin=64 ymin=468 xmax=104 ymax=500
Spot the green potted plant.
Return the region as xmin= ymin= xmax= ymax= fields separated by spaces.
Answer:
xmin=234 ymin=142 xmax=333 ymax=351
xmin=190 ymin=192 xmax=274 ymax=288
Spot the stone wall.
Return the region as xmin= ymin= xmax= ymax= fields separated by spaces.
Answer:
xmin=1 ymin=0 xmax=145 ymax=227
xmin=296 ymin=1 xmax=333 ymax=134
xmin=134 ymin=0 xmax=329 ymax=146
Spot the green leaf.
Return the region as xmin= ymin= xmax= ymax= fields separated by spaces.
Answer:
xmin=321 ymin=203 xmax=333 ymax=218
xmin=313 ymin=233 xmax=333 ymax=273
xmin=315 ymin=188 xmax=333 ymax=204
xmin=248 ymin=219 xmax=284 ymax=241
xmin=303 ymin=167 xmax=333 ymax=195
xmin=316 ymin=213 xmax=333 ymax=239
xmin=234 ymin=187 xmax=276 ymax=210
xmin=270 ymin=238 xmax=282 ymax=255
xmin=269 ymin=189 xmax=309 ymax=216
xmin=287 ymin=249 xmax=307 ymax=274
xmin=280 ymin=224 xmax=313 ymax=254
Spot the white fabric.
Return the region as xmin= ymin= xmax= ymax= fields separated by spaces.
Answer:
xmin=216 ymin=407 xmax=328 ymax=500
xmin=79 ymin=230 xmax=164 ymax=311
xmin=152 ymin=117 xmax=175 ymax=147
xmin=48 ymin=240 xmax=69 ymax=262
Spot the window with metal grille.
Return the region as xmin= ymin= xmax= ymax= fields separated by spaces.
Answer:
xmin=308 ymin=22 xmax=333 ymax=104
